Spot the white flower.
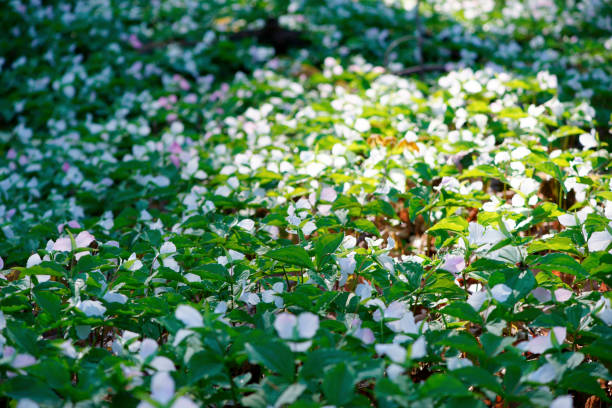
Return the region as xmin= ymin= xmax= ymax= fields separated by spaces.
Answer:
xmin=76 ymin=300 xmax=106 ymax=317
xmin=588 ymin=229 xmax=612 ymax=252
xmin=237 ymin=219 xmax=255 ymax=233
xmin=26 ymin=253 xmax=42 ymax=268
xmin=410 ymin=336 xmax=427 ymax=359
xmin=579 ymin=132 xmax=597 ymax=150
xmin=447 ymin=357 xmax=473 ymax=370
xmin=355 ymin=282 xmax=372 ymax=300
xmin=139 ymin=338 xmax=158 ymax=360
xmin=297 ymin=312 xmax=319 ymax=338
xmin=354 ymin=118 xmax=371 ymax=132
xmin=151 ymin=372 xmax=174 ymax=404
xmin=301 ymin=221 xmax=317 ymax=235
xmin=467 ymin=291 xmax=488 ymax=311
xmin=491 ymin=284 xmax=512 ymax=302
xmin=274 ymin=313 xmax=297 ymax=339
xmin=519 ymin=327 xmax=566 ymax=354
xmin=175 ymin=305 xmax=203 ymax=328
xmin=375 ymin=343 xmax=406 ymax=363
xmin=550 ymin=396 xmax=573 ymax=408
xmin=525 ymin=363 xmax=556 ymax=383
xmin=160 ymin=241 xmax=176 ymax=255
xmin=103 ymin=291 xmax=128 ymax=304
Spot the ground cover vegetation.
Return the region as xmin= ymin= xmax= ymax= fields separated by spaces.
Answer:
xmin=1 ymin=0 xmax=612 ymax=406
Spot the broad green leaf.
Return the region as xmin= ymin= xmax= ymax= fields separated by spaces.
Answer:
xmin=264 ymin=245 xmax=314 ymax=269
xmin=322 ymin=362 xmax=356 ymax=406
xmin=245 ymin=341 xmax=294 ymax=379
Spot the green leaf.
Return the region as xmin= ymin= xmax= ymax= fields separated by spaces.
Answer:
xmin=453 ymin=366 xmax=502 ymax=393
xmin=314 ymin=232 xmax=343 ymax=269
xmin=245 ymin=341 xmax=294 ymax=379
xmin=33 ymin=289 xmax=62 ymax=319
xmin=322 ymin=362 xmax=356 ymax=406
xmin=529 ymin=253 xmax=587 ymax=277
xmin=350 ymin=218 xmax=380 ymax=236
xmin=428 ymin=216 xmax=468 ymax=234
xmin=441 ymin=302 xmax=483 ymax=324
xmin=264 ymin=245 xmax=314 ymax=270
xmin=420 ymin=374 xmax=470 ymax=397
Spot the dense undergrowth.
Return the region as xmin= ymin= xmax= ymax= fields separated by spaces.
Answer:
xmin=1 ymin=0 xmax=612 ymax=407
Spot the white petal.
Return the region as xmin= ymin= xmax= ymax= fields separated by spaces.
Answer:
xmin=75 ymin=231 xmax=95 ymax=248
xmin=53 ymin=237 xmax=72 ymax=252
xmin=77 ymin=300 xmax=106 ymax=317
xmin=375 ymin=343 xmax=406 ymax=363
xmin=491 ymin=284 xmax=512 ymax=302
xmin=151 ymin=372 xmax=174 ymax=404
xmin=550 ymin=395 xmax=573 ymax=408
xmin=467 ymin=291 xmax=488 ymax=311
xmin=274 ymin=313 xmax=297 ymax=339
xmin=588 ymin=230 xmax=612 ymax=252
xmin=103 ymin=292 xmax=128 ymax=304
xmin=139 ymin=338 xmax=158 ymax=360
xmin=26 ymin=253 xmax=42 ymax=268
xmin=526 ymin=363 xmax=556 ymax=383
xmin=557 ymin=214 xmax=577 ymax=227
xmin=410 ymin=336 xmax=427 ymax=359
xmin=175 ymin=305 xmax=203 ymax=328
xmin=160 ymin=241 xmax=176 ymax=254
xmin=150 ymin=356 xmax=176 ymax=372
xmin=297 ymin=312 xmax=319 ymax=338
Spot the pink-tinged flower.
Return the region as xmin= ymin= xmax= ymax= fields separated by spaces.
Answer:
xmin=184 ymin=93 xmax=197 ymax=104
xmin=166 ymin=113 xmax=178 ymax=122
xmin=554 ymin=288 xmax=572 ymax=302
xmin=355 ymin=327 xmax=375 ymax=344
xmin=75 ymin=231 xmax=95 ymax=248
xmin=168 ymin=94 xmax=177 ymax=104
xmin=157 ymin=96 xmax=169 ymax=109
xmin=441 ymin=254 xmax=465 ymax=275
xmin=18 ymin=155 xmax=28 ymax=166
xmin=179 ymin=79 xmax=190 ymax=90
xmin=0 ymin=256 xmax=3 ymax=270
xmin=6 ymin=149 xmax=17 ymax=159
xmin=67 ymin=220 xmax=80 ymax=229
xmin=170 ymin=155 xmax=180 ymax=168
xmin=53 ymin=237 xmax=72 ymax=251
xmin=169 ymin=142 xmax=182 ymax=155
xmin=62 ymin=162 xmax=70 ymax=172
xmin=128 ymin=34 xmax=143 ymax=49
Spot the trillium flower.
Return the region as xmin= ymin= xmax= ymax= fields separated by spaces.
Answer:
xmin=525 ymin=362 xmax=557 ymax=383
xmin=410 ymin=336 xmax=427 ymax=359
xmin=441 ymin=254 xmax=465 ymax=275
xmin=151 ymin=372 xmax=175 ymax=404
xmin=103 ymin=291 xmax=128 ymax=304
xmin=467 ymin=290 xmax=489 ymax=311
xmin=355 ymin=282 xmax=372 ymax=300
xmin=76 ymin=300 xmax=106 ymax=317
xmin=579 ymin=132 xmax=597 ymax=150
xmin=550 ymin=395 xmax=573 ymax=408
xmin=375 ymin=343 xmax=406 ymax=363
xmin=139 ymin=338 xmax=158 ymax=360
xmin=274 ymin=312 xmax=319 ymax=339
xmin=175 ymin=305 xmax=203 ymax=328
xmin=519 ymin=327 xmax=566 ymax=354
xmin=491 ymin=284 xmax=512 ymax=302
xmin=237 ymin=218 xmax=255 ymax=233
xmin=587 ymin=227 xmax=612 ymax=252
xmin=26 ymin=253 xmax=42 ymax=268
xmin=75 ymin=231 xmax=95 ymax=248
